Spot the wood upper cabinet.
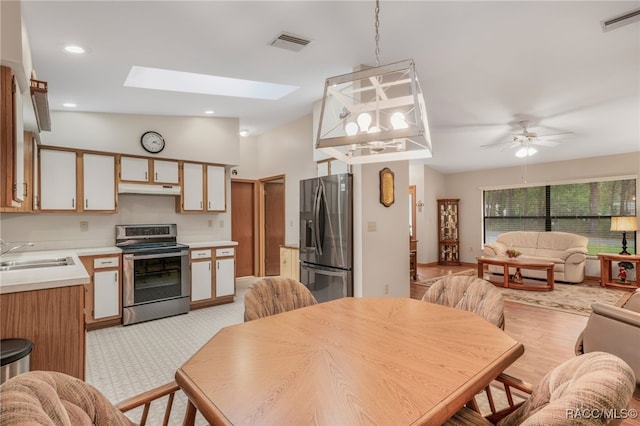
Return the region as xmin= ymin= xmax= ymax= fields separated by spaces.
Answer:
xmin=182 ymin=162 xmax=204 ymax=211
xmin=1 ymin=131 xmax=35 ymax=213
xmin=40 ymin=148 xmax=117 ymax=213
xmin=40 ymin=148 xmax=77 ymax=211
xmin=82 ymin=153 xmax=116 ymax=212
xmin=179 ymin=162 xmax=226 ymax=213
xmin=206 ymin=165 xmax=226 ymax=211
xmin=119 ymin=156 xmax=179 ymax=184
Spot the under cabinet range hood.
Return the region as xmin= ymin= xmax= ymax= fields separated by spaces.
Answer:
xmin=118 ymin=183 xmax=181 ymax=195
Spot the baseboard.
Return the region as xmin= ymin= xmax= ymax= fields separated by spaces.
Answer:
xmin=417 ymin=261 xmax=476 ymax=268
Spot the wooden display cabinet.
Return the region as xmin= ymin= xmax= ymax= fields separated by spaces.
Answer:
xmin=438 ymin=199 xmax=461 ymax=265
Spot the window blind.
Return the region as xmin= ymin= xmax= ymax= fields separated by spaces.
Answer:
xmin=483 ymin=178 xmax=636 ymax=255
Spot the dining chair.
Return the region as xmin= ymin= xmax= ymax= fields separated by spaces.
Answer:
xmin=244 ymin=276 xmax=317 ymax=321
xmin=421 ymin=275 xmax=505 ymax=329
xmin=0 ymin=370 xmax=184 ymax=426
xmin=444 ymin=351 xmax=636 ymax=425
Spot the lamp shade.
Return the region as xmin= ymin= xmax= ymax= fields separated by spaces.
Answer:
xmin=315 ymin=59 xmax=432 ymax=164
xmin=610 ymin=216 xmax=640 ymax=231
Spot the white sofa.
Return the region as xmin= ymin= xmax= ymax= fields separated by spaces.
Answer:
xmin=482 ymin=231 xmax=589 ymax=283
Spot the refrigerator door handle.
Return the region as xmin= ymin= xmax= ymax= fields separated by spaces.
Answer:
xmin=313 ymin=183 xmax=323 ymax=256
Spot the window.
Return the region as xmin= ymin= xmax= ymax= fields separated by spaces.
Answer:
xmin=483 ymin=178 xmax=636 ymax=255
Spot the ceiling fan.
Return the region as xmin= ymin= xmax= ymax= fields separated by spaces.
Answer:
xmin=481 ymin=121 xmax=574 ymax=158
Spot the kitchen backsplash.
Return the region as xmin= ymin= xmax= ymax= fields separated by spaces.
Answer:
xmin=0 ymin=194 xmax=230 ymax=251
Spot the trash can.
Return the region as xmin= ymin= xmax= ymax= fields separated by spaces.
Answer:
xmin=1 ymin=338 xmax=33 ymax=384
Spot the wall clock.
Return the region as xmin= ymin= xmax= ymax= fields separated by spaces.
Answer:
xmin=140 ymin=131 xmax=165 ymax=154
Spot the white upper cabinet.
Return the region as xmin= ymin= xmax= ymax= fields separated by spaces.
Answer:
xmin=153 ymin=160 xmax=179 ymax=184
xmin=182 ymin=162 xmax=204 ymax=211
xmin=120 ymin=156 xmax=149 ymax=182
xmin=40 ymin=149 xmax=77 ymax=211
xmin=83 ymin=153 xmax=116 ymax=211
xmin=206 ymin=165 xmax=226 ymax=212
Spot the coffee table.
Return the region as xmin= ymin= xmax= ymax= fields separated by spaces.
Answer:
xmin=477 ymin=256 xmax=555 ymax=291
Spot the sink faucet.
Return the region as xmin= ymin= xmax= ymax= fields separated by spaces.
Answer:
xmin=0 ymin=239 xmax=35 ymax=256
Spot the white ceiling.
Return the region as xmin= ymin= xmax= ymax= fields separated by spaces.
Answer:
xmin=20 ymin=1 xmax=640 ymax=173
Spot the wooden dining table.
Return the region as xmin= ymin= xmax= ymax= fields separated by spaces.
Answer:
xmin=175 ymin=297 xmax=524 ymax=426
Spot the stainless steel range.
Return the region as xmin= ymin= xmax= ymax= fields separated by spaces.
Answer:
xmin=116 ymin=224 xmax=190 ymax=325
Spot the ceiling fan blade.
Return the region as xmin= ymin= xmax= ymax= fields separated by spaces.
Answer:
xmin=500 ymin=142 xmax=521 ymax=152
xmin=532 ymin=140 xmax=560 ymax=147
xmin=480 ymin=140 xmax=515 ymax=149
xmin=535 ymin=131 xmax=574 ymax=140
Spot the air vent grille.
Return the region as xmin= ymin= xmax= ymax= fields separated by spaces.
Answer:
xmin=602 ymin=8 xmax=640 ymax=32
xmin=269 ymin=32 xmax=311 ymax=52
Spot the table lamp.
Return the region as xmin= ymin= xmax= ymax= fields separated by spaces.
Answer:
xmin=610 ymin=216 xmax=639 ymax=255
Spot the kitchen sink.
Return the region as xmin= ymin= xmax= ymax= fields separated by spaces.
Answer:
xmin=0 ymin=257 xmax=75 ymax=272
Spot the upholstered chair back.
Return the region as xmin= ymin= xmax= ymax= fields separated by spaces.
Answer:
xmin=421 ymin=275 xmax=505 ymax=329
xmin=0 ymin=371 xmax=134 ymax=425
xmin=498 ymin=352 xmax=636 ymax=426
xmin=244 ymin=277 xmax=318 ymax=322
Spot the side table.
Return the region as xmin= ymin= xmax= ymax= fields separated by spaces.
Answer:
xmin=597 ymin=253 xmax=640 ymax=290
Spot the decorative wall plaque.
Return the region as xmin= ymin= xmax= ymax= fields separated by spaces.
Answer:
xmin=379 ymin=167 xmax=395 ymax=207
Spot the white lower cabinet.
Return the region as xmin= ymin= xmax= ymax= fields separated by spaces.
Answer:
xmin=94 ymin=270 xmax=119 ymax=319
xmin=216 ymin=258 xmax=235 ymax=297
xmin=191 ymin=260 xmax=212 ymax=301
xmin=190 ymin=246 xmax=235 ymax=308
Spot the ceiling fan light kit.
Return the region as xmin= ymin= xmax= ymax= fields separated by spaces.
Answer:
xmin=315 ymin=0 xmax=432 ymax=164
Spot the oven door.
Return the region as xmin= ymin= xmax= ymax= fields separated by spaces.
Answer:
xmin=122 ymin=249 xmax=190 ymax=308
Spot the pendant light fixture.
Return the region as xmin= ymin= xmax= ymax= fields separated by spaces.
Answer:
xmin=315 ymin=0 xmax=432 ymax=164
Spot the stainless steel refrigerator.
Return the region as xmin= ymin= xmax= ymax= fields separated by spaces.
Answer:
xmin=299 ymin=173 xmax=353 ymax=302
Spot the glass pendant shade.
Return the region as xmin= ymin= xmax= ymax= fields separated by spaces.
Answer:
xmin=316 ymin=59 xmax=432 ymax=164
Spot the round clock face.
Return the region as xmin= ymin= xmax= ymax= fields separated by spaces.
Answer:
xmin=140 ymin=131 xmax=165 ymax=154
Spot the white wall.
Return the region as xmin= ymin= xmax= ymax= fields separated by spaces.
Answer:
xmin=235 ymin=114 xmax=317 ymax=245
xmin=445 ymin=152 xmax=640 ymax=272
xmin=355 ymin=161 xmax=410 ymax=297
xmin=44 ymin=111 xmax=240 ymax=165
xmin=409 ymin=162 xmax=447 ymax=264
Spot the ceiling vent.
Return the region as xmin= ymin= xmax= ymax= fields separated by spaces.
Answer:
xmin=602 ymin=8 xmax=640 ymax=32
xmin=269 ymin=32 xmax=311 ymax=52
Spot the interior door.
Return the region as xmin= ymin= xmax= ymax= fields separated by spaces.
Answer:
xmin=264 ymin=178 xmax=285 ymax=276
xmin=231 ymin=180 xmax=256 ymax=277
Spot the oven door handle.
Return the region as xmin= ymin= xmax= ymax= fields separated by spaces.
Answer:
xmin=124 ymin=250 xmax=188 ymax=260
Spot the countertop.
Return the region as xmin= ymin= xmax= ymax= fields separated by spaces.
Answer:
xmin=0 ymin=241 xmax=237 ymax=294
xmin=182 ymin=241 xmax=238 ymax=248
xmin=0 ymin=250 xmax=91 ymax=294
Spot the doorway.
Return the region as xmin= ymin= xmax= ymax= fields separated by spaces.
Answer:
xmin=231 ymin=179 xmax=258 ymax=277
xmin=260 ymin=175 xmax=285 ymax=276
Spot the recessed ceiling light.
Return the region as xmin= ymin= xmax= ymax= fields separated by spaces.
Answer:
xmin=62 ymin=103 xmax=77 ymax=108
xmin=64 ymin=45 xmax=86 ymax=54
xmin=239 ymin=130 xmax=250 ymax=137
xmin=205 ymin=110 xmax=215 ymax=115
xmin=124 ymin=66 xmax=299 ymax=100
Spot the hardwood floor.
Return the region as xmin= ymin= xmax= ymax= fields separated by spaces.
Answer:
xmin=412 ymin=263 xmax=640 ymax=426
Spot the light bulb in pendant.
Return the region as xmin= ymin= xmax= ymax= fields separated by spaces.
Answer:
xmin=345 ymin=121 xmax=359 ymax=136
xmin=357 ymin=113 xmax=372 ymax=133
xmin=390 ymin=112 xmax=408 ymax=129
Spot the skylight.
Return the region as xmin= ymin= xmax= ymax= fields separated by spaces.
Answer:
xmin=124 ymin=66 xmax=299 ymax=100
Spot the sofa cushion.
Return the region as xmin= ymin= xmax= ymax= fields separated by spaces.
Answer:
xmin=496 ymin=231 xmax=539 ymax=250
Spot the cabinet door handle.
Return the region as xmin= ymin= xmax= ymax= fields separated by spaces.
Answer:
xmin=85 ymin=199 xmax=88 ymax=208
xmin=23 ymin=182 xmax=28 ymax=197
xmin=155 ymin=172 xmax=158 ymax=181
xmin=217 ymin=261 xmax=219 ymax=270
xmin=200 ymin=201 xmax=203 ymax=209
xmin=72 ymin=198 xmax=75 ymax=208
xmin=209 ymin=262 xmax=211 ymax=271
xmin=114 ymin=272 xmax=118 ymax=282
xmin=208 ymin=201 xmax=211 ymax=209
xmin=145 ymin=171 xmax=148 ymax=180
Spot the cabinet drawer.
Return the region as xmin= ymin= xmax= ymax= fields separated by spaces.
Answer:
xmin=94 ymin=257 xmax=119 ymax=269
xmin=191 ymin=249 xmax=212 ymax=260
xmin=216 ymin=247 xmax=235 ymax=257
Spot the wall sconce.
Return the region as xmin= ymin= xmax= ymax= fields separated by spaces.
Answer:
xmin=417 ymin=200 xmax=424 ymax=212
